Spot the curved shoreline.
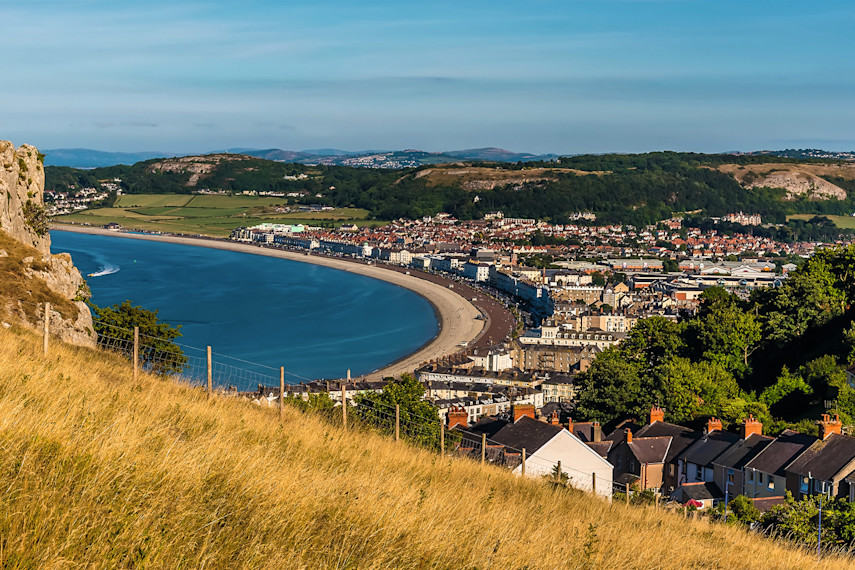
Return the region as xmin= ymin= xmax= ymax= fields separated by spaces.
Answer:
xmin=51 ymin=224 xmax=485 ymax=379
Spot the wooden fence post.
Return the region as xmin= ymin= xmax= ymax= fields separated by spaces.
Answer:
xmin=626 ymin=483 xmax=630 ymax=506
xmin=440 ymin=421 xmax=445 ymax=455
xmin=43 ymin=302 xmax=50 ymax=356
xmin=341 ymin=382 xmax=347 ymax=431
xmin=206 ymin=346 xmax=212 ymax=399
xmin=279 ymin=366 xmax=285 ymax=421
xmin=395 ymin=404 xmax=400 ymax=441
xmin=481 ymin=433 xmax=486 ymax=464
xmin=521 ymin=448 xmax=526 ymax=477
xmin=133 ymin=326 xmax=139 ymax=381
xmin=592 ymin=472 xmax=597 ymax=495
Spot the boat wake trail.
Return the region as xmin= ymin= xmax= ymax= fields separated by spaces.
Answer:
xmin=88 ymin=265 xmax=120 ymax=277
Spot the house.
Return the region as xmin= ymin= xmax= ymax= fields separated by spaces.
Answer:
xmin=630 ymin=407 xmax=701 ymax=493
xmin=462 ymin=405 xmax=614 ymax=498
xmin=785 ymin=415 xmax=855 ymax=500
xmin=710 ymin=419 xmax=773 ymax=499
xmin=676 ymin=418 xmax=741 ymax=486
xmin=607 ymin=427 xmax=671 ymax=492
xmin=743 ymin=429 xmax=817 ymax=499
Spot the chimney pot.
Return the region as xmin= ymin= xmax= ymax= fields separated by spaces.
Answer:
xmin=818 ymin=413 xmax=843 ymax=440
xmin=625 ymin=428 xmax=633 ymax=444
xmin=649 ymin=405 xmax=665 ymax=424
xmin=706 ymin=417 xmax=722 ymax=434
xmin=741 ymin=414 xmax=763 ymax=439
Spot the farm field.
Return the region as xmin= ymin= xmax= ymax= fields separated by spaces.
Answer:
xmin=56 ymin=194 xmax=384 ymax=236
xmin=787 ymin=213 xmax=855 ymax=229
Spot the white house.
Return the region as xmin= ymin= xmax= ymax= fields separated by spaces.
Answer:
xmin=472 ymin=411 xmax=613 ymax=498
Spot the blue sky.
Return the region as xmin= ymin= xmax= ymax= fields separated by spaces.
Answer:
xmin=1 ymin=0 xmax=853 ymax=154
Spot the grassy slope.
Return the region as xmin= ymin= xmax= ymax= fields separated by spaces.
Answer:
xmin=0 ymin=326 xmax=849 ymax=569
xmin=56 ymin=195 xmax=382 ymax=236
xmin=788 ymin=213 xmax=855 ymax=229
xmin=0 ymin=231 xmax=77 ymax=321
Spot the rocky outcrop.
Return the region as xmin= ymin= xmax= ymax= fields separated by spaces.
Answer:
xmin=0 ymin=140 xmax=95 ymax=347
xmin=0 ymin=141 xmax=50 ymax=253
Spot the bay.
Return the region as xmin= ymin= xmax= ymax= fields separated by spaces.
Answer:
xmin=51 ymin=230 xmax=439 ymax=387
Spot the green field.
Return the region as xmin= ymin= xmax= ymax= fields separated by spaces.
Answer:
xmin=56 ymin=194 xmax=384 ymax=236
xmin=787 ymin=214 xmax=855 ymax=229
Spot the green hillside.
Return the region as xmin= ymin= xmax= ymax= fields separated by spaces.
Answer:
xmin=46 ymin=151 xmax=855 ymax=226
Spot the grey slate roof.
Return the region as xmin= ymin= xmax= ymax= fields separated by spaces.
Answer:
xmin=744 ymin=429 xmax=817 ymax=477
xmin=785 ymin=433 xmax=855 ymax=481
xmin=489 ymin=416 xmax=564 ymax=454
xmin=680 ymin=431 xmax=741 ymax=468
xmin=712 ymin=433 xmax=773 ymax=470
xmin=674 ymin=481 xmax=723 ymax=502
xmin=627 ymin=436 xmax=672 ymax=464
xmin=634 ymin=421 xmax=701 ymax=463
xmin=587 ymin=441 xmax=613 ymax=458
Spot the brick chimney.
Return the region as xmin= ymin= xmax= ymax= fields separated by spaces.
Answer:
xmin=550 ymin=411 xmax=560 ymax=426
xmin=592 ymin=421 xmax=602 ymax=443
xmin=706 ymin=417 xmax=722 ymax=434
xmin=567 ymin=417 xmax=574 ymax=434
xmin=649 ymin=405 xmax=665 ymax=424
xmin=513 ymin=404 xmax=536 ymax=423
xmin=741 ymin=415 xmax=763 ymax=439
xmin=625 ymin=428 xmax=633 ymax=443
xmin=447 ymin=406 xmax=468 ymax=429
xmin=818 ymin=413 xmax=842 ymax=440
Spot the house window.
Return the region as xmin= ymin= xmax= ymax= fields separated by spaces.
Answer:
xmin=728 ymin=472 xmax=735 ymax=483
xmin=800 ymin=477 xmax=809 ymax=494
xmin=747 ymin=471 xmax=753 ymax=482
xmin=669 ymin=464 xmax=675 ymax=476
xmin=768 ymin=478 xmax=774 ymax=490
xmin=695 ymin=465 xmax=703 ymax=480
xmin=758 ymin=473 xmax=764 ymax=484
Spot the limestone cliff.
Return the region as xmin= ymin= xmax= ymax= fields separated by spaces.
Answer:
xmin=0 ymin=141 xmax=95 ymax=347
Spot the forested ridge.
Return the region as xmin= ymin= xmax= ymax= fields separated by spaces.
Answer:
xmin=46 ymin=152 xmax=855 ymax=226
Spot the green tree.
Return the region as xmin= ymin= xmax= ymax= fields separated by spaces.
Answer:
xmin=574 ymin=349 xmax=645 ymax=424
xmin=354 ymin=374 xmax=441 ymax=448
xmin=91 ymin=300 xmax=187 ymax=374
xmin=688 ymin=288 xmax=761 ymax=375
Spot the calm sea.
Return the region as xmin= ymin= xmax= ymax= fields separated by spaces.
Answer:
xmin=51 ymin=231 xmax=438 ymax=386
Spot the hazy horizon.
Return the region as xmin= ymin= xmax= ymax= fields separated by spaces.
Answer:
xmin=3 ymin=0 xmax=854 ymax=154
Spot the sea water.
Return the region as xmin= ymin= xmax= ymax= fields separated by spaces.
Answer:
xmin=52 ymin=231 xmax=438 ymax=386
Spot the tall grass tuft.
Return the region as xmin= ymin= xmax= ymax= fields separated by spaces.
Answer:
xmin=0 ymin=325 xmax=849 ymax=569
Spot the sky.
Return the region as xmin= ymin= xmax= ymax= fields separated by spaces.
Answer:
xmin=1 ymin=0 xmax=854 ymax=154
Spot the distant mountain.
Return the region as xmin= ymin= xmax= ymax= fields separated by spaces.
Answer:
xmin=301 ymin=148 xmax=364 ymax=156
xmin=237 ymin=149 xmax=317 ymax=162
xmin=445 ymin=147 xmax=560 ymax=162
xmin=43 ymin=148 xmax=175 ymax=168
xmin=43 ymin=146 xmax=561 ymax=168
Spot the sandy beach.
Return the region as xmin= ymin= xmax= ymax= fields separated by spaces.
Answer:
xmin=52 ymin=224 xmax=485 ymax=379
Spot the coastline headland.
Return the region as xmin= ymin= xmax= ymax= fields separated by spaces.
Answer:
xmin=53 ymin=223 xmax=488 ymax=379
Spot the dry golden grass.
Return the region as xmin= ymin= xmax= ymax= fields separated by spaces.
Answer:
xmin=718 ymin=162 xmax=855 ymax=181
xmin=0 ymin=231 xmax=77 ymax=321
xmin=0 ymin=325 xmax=851 ymax=569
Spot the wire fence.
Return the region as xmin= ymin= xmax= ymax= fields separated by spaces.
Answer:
xmin=12 ymin=296 xmax=622 ymax=503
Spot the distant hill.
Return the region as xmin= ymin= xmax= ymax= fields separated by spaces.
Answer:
xmin=445 ymin=147 xmax=561 ymax=162
xmin=42 ymin=148 xmax=176 ymax=168
xmin=44 ymin=147 xmax=560 ymax=168
xmin=44 ymin=150 xmax=855 ymax=227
